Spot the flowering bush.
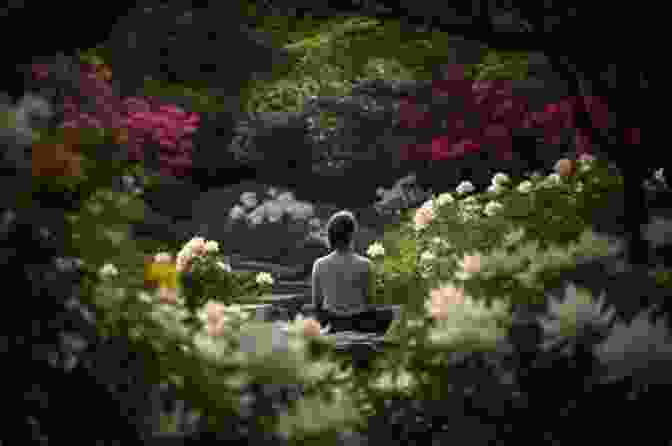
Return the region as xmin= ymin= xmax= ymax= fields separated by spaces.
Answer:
xmin=425 ymin=281 xmax=511 ymax=351
xmin=24 ymin=48 xmax=672 ymax=444
xmin=175 ymin=236 xmax=274 ymax=312
xmin=29 ymin=58 xmax=199 ymax=178
xmin=227 ymin=188 xmax=316 ymax=227
xmin=365 ymin=154 xmax=627 ymax=347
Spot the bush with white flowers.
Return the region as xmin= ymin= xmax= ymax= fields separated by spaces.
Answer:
xmin=98 ymin=263 xmax=119 ymax=279
xmin=367 ymin=241 xmax=385 ymax=258
xmin=227 ymin=187 xmax=316 ymax=227
xmin=455 ymin=180 xmax=475 ymax=195
xmin=175 ymin=236 xmax=274 ymax=311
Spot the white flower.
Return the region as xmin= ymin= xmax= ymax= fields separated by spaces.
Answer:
xmin=204 ymin=240 xmax=219 ymax=253
xmin=276 ymin=191 xmax=295 ymax=202
xmin=216 ymin=261 xmax=232 ymax=273
xmin=431 ymin=237 xmax=451 ymax=250
xmin=267 ymin=187 xmax=278 ymax=198
xmin=367 ymin=242 xmax=385 ymax=258
xmin=256 ymin=272 xmax=274 ymax=286
xmin=458 ymin=208 xmax=479 ymax=223
xmin=248 ymin=213 xmax=264 ymax=226
xmin=98 ymin=263 xmax=119 ymax=279
xmin=492 ymin=172 xmax=510 ymax=186
xmin=137 ymin=291 xmax=154 ymax=304
xmin=654 ymin=168 xmax=666 ymax=184
xmin=517 ymin=180 xmax=533 ymax=194
xmin=229 ymin=205 xmax=247 ymax=221
xmin=264 ymin=201 xmax=285 ymax=223
xmin=245 ymin=204 xmax=266 ymax=225
xmin=575 ymin=181 xmax=584 ymax=193
xmin=456 ymin=181 xmax=475 ymax=195
xmin=240 ymin=191 xmax=258 ymax=209
xmin=487 ymin=183 xmax=505 ymax=195
xmin=461 ymin=195 xmax=478 ymax=205
xmin=286 ymin=201 xmax=314 ymax=221
xmin=483 ymin=201 xmax=504 ymax=217
xmin=434 ymin=192 xmax=454 ymax=207
xmin=420 ymin=250 xmax=436 ymax=263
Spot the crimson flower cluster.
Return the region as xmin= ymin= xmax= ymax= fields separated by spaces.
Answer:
xmin=30 ymin=60 xmax=199 ymax=178
xmin=395 ymin=64 xmax=640 ymax=163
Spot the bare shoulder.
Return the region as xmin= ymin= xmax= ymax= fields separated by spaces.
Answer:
xmin=354 ymin=253 xmax=374 ymax=268
xmin=313 ymin=255 xmax=328 ymax=270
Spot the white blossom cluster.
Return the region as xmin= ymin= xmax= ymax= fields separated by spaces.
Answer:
xmin=229 ymin=188 xmax=315 ymax=226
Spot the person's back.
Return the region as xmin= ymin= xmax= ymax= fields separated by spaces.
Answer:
xmin=310 ymin=210 xmax=393 ymax=335
xmin=314 ymin=251 xmax=372 ymax=316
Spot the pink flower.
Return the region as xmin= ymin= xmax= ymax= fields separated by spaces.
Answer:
xmin=206 ymin=318 xmax=227 ymax=337
xmin=456 ymin=253 xmax=483 ymax=280
xmin=414 ymin=205 xmax=435 ymax=231
xmin=427 ymin=284 xmax=466 ymax=321
xmin=302 ymin=318 xmax=323 ymax=338
xmin=204 ymin=301 xmax=227 ymax=325
xmin=185 ymin=237 xmax=207 ymax=256
xmin=157 ymin=287 xmax=179 ymax=305
xmin=579 ymin=153 xmax=596 ymax=163
xmin=575 ymin=130 xmax=592 ymax=153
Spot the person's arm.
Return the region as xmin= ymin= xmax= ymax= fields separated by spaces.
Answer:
xmin=312 ymin=260 xmax=324 ymax=311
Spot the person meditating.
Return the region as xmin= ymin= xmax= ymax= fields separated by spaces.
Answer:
xmin=310 ymin=210 xmax=393 ymax=334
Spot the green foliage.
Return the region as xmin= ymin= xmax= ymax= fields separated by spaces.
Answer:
xmin=238 ymin=5 xmax=531 ymax=119
xmin=76 ymin=46 xmax=233 ymax=114
xmin=239 ymin=12 xmax=463 ymax=115
xmin=474 ymin=49 xmax=530 ymax=81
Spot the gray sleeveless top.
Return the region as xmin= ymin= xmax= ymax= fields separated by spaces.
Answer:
xmin=313 ymin=252 xmax=373 ymax=316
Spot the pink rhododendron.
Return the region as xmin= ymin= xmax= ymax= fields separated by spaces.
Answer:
xmin=31 ymin=61 xmax=199 ymax=178
xmin=205 ymin=301 xmax=227 ymax=325
xmin=579 ymin=153 xmax=596 ymax=163
xmin=427 ymin=284 xmax=466 ymax=321
xmin=456 ymin=253 xmax=483 ymax=280
xmin=462 ymin=253 xmax=483 ymax=274
xmin=302 ymin=318 xmax=323 ymax=338
xmin=157 ymin=287 xmax=179 ymax=305
xmin=206 ymin=317 xmax=227 ymax=337
xmin=414 ymin=204 xmax=435 ymax=231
